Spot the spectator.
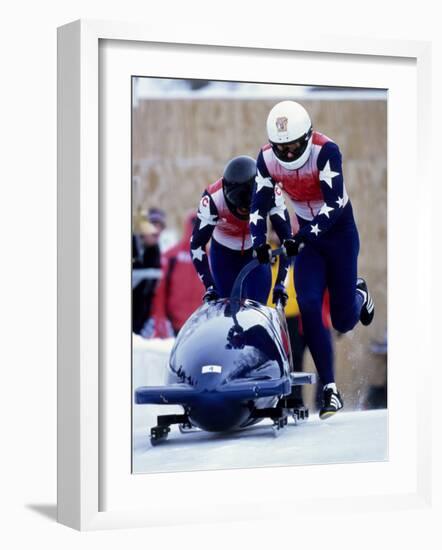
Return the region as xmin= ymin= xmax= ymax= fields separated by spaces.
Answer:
xmin=147 ymin=207 xmax=177 ymax=251
xmin=132 ymin=220 xmax=161 ymax=335
xmin=147 ymin=207 xmax=167 ymax=233
xmin=146 ymin=212 xmax=206 ymax=338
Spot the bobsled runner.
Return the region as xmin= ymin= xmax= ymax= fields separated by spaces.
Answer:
xmin=134 ymin=247 xmax=316 ymax=444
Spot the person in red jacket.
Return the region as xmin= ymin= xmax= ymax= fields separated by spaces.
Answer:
xmin=145 ymin=211 xmax=205 ymax=338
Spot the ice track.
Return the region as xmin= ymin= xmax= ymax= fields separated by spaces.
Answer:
xmin=133 ymin=406 xmax=388 ymax=474
xmin=132 ymin=336 xmax=388 ymax=474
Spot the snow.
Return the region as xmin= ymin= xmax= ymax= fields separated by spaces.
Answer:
xmin=133 ymin=408 xmax=388 ymax=474
xmin=132 ymin=338 xmax=388 ymax=475
xmin=133 ymin=336 xmax=174 ymax=388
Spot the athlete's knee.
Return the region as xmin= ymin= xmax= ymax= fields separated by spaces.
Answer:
xmin=331 ymin=311 xmax=357 ymax=333
xmin=332 ymin=320 xmax=352 ymax=333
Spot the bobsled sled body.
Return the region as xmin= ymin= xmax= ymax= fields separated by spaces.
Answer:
xmin=135 ymin=299 xmax=293 ymax=432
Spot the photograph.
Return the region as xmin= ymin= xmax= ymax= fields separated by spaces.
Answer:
xmin=131 ymin=77 xmax=388 ymax=475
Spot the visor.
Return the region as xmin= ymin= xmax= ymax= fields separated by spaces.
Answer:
xmin=223 ymin=180 xmax=253 ymax=211
xmin=271 ymin=127 xmax=312 ymax=163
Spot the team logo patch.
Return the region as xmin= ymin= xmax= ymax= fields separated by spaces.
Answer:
xmin=276 ymin=116 xmax=288 ymax=133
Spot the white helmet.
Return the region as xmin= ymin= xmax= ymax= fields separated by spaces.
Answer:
xmin=266 ymin=101 xmax=313 ymax=170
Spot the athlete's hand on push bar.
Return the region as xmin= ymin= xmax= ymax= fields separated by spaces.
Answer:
xmin=254 ymin=243 xmax=274 ymax=264
xmin=282 ymin=236 xmax=304 ymax=257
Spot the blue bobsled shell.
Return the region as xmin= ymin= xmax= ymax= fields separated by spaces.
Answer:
xmin=135 ymin=299 xmax=293 ymax=432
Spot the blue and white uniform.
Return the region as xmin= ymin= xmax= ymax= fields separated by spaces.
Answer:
xmin=191 ymin=178 xmax=291 ymax=303
xmin=251 ymin=132 xmax=364 ymax=385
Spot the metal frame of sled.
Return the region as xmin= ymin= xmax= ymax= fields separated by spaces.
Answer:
xmin=137 ymin=372 xmax=317 ymax=444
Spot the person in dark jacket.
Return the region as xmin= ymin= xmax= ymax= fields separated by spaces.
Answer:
xmin=132 ymin=220 xmax=161 ymax=335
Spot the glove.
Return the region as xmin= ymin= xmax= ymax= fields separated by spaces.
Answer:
xmin=226 ymin=324 xmax=245 ymax=349
xmin=254 ymin=243 xmax=273 ymax=264
xmin=272 ymin=286 xmax=289 ymax=307
xmin=203 ymin=286 xmax=219 ymax=303
xmin=283 ymin=236 xmax=304 ymax=257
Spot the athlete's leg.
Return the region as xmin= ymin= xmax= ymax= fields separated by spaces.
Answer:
xmin=324 ymin=225 xmax=363 ymax=333
xmin=294 ymin=245 xmax=334 ymax=385
xmin=210 ymin=240 xmax=271 ymax=302
xmin=210 ymin=239 xmax=242 ymax=297
xmin=243 ymin=261 xmax=272 ymax=302
xmin=286 ymin=314 xmax=306 ymax=404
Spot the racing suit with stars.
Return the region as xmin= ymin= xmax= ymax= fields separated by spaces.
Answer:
xmin=250 ymin=131 xmax=364 ymax=385
xmin=190 ymin=178 xmax=291 ymax=303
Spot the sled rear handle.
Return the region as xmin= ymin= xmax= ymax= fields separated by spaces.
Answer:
xmin=230 ymin=246 xmax=286 ymax=304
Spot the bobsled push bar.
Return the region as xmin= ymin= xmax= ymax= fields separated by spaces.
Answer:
xmin=230 ymin=246 xmax=285 ymax=305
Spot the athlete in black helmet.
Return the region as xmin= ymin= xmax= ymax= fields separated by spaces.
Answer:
xmin=190 ymin=155 xmax=292 ymax=304
xmin=222 ymin=155 xmax=255 ymax=219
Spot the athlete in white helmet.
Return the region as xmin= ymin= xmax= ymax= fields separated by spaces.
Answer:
xmin=251 ymin=100 xmax=375 ymax=419
xmin=266 ymin=100 xmax=314 ymax=170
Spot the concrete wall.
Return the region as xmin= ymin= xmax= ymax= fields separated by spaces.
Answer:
xmin=132 ymin=98 xmax=387 ymax=410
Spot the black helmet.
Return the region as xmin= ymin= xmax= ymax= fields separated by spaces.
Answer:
xmin=222 ymin=156 xmax=256 ymax=219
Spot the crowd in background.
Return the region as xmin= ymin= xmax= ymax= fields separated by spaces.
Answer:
xmin=132 ymin=207 xmax=205 ymax=339
xmin=132 ymin=208 xmax=163 ymax=335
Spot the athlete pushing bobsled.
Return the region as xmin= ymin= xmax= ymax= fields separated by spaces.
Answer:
xmin=251 ymin=100 xmax=375 ymax=420
xmin=190 ymin=155 xmax=291 ymax=306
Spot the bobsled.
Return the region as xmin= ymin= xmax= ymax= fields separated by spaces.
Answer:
xmin=135 ymin=248 xmax=316 ymax=444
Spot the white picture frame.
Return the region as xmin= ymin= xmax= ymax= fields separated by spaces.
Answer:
xmin=57 ymin=19 xmax=433 ymax=531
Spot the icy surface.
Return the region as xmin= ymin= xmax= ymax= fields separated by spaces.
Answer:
xmin=132 ymin=337 xmax=388 ymax=474
xmin=133 ymin=407 xmax=388 ymax=474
